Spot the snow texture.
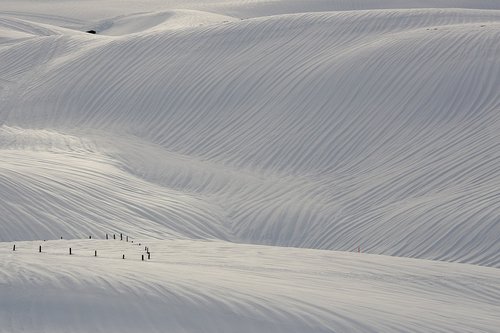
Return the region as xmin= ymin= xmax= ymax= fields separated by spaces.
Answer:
xmin=1 ymin=239 xmax=500 ymax=333
xmin=0 ymin=0 xmax=499 ymax=331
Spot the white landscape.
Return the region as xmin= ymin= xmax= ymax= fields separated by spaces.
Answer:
xmin=0 ymin=0 xmax=499 ymax=332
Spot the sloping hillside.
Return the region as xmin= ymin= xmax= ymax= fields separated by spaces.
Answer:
xmin=1 ymin=239 xmax=499 ymax=333
xmin=1 ymin=6 xmax=499 ymax=266
xmin=1 ymin=1 xmax=500 ymax=332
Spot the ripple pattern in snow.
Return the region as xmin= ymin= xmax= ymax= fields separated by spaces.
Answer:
xmin=0 ymin=7 xmax=499 ymax=267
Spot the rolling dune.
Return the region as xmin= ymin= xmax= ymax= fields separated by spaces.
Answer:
xmin=1 ymin=7 xmax=499 ymax=265
xmin=1 ymin=1 xmax=499 ymax=331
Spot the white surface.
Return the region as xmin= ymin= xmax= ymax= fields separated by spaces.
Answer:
xmin=1 ymin=239 xmax=499 ymax=333
xmin=0 ymin=1 xmax=499 ymax=331
xmin=1 ymin=3 xmax=499 ymax=266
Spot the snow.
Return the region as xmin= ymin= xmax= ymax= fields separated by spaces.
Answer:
xmin=1 ymin=239 xmax=500 ymax=333
xmin=92 ymin=10 xmax=239 ymax=36
xmin=0 ymin=0 xmax=499 ymax=331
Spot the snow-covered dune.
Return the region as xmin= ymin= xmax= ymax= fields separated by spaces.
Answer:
xmin=1 ymin=1 xmax=500 ymax=331
xmin=1 ymin=5 xmax=499 ymax=266
xmin=2 ymin=0 xmax=500 ymax=23
xmin=92 ymin=10 xmax=238 ymax=36
xmin=1 ymin=239 xmax=499 ymax=333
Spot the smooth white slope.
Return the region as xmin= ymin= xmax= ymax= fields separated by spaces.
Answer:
xmin=1 ymin=8 xmax=499 ymax=266
xmin=1 ymin=239 xmax=499 ymax=333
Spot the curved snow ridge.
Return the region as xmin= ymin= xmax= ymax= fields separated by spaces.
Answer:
xmin=0 ymin=15 xmax=102 ymax=39
xmin=227 ymin=0 xmax=500 ymax=17
xmin=5 ymin=10 xmax=499 ymax=162
xmin=1 ymin=239 xmax=499 ymax=333
xmin=2 ymin=0 xmax=500 ymax=24
xmin=0 ymin=146 xmax=231 ymax=242
xmin=92 ymin=10 xmax=238 ymax=36
xmin=0 ymin=16 xmax=60 ymax=37
xmin=0 ymin=126 xmax=97 ymax=152
xmin=0 ymin=9 xmax=499 ymax=266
